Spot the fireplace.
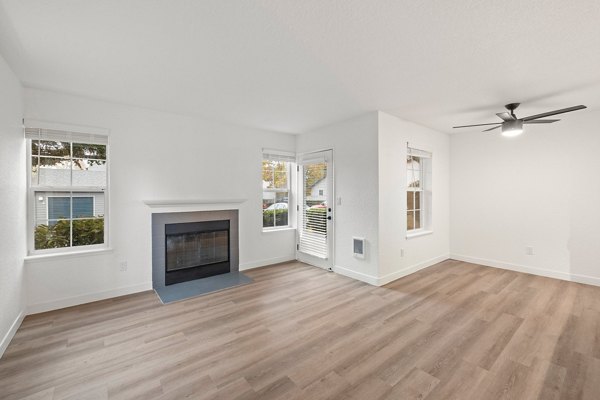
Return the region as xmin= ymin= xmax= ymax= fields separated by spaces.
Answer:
xmin=165 ymin=220 xmax=231 ymax=285
xmin=152 ymin=210 xmax=239 ymax=289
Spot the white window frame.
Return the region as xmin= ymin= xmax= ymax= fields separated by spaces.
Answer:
xmin=406 ymin=145 xmax=432 ymax=238
xmin=262 ymin=150 xmax=295 ymax=231
xmin=26 ymin=124 xmax=109 ymax=255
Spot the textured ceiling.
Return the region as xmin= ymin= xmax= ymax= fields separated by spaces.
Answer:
xmin=0 ymin=0 xmax=598 ymax=134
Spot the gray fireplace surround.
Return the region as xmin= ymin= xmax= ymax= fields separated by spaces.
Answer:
xmin=152 ymin=210 xmax=250 ymax=303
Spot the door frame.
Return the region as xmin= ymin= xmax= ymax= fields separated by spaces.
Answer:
xmin=296 ymin=149 xmax=334 ymax=270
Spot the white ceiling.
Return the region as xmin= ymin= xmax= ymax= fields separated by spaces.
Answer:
xmin=0 ymin=0 xmax=598 ymax=134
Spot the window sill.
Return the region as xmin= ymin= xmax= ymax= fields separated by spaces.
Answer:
xmin=406 ymin=230 xmax=433 ymax=239
xmin=262 ymin=227 xmax=296 ymax=233
xmin=24 ymin=247 xmax=114 ymax=264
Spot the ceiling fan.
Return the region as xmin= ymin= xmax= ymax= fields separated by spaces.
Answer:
xmin=453 ymin=103 xmax=587 ymax=137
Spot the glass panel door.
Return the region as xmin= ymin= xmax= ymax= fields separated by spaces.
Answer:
xmin=297 ymin=150 xmax=333 ymax=270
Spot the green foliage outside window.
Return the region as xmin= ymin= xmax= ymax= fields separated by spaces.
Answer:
xmin=303 ymin=163 xmax=326 ymax=197
xmin=262 ymin=209 xmax=288 ymax=227
xmin=32 ymin=140 xmax=106 ymax=167
xmin=262 ymin=160 xmax=288 ymax=189
xmin=35 ymin=219 xmax=104 ymax=250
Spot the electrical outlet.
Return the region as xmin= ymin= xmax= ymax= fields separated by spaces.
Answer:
xmin=119 ymin=261 xmax=128 ymax=272
xmin=525 ymin=246 xmax=534 ymax=256
xmin=400 ymin=248 xmax=405 ymax=257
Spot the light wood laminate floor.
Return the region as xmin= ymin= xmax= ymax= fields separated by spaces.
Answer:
xmin=2 ymin=260 xmax=600 ymax=400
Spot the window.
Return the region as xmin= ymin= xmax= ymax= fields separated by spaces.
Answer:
xmin=26 ymin=127 xmax=108 ymax=253
xmin=262 ymin=151 xmax=295 ymax=229
xmin=407 ymin=146 xmax=432 ymax=233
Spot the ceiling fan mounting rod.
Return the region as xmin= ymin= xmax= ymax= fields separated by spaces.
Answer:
xmin=505 ymin=102 xmax=520 ymax=118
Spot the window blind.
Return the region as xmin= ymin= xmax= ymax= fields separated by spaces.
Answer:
xmin=407 ymin=146 xmax=432 ymax=158
xmin=262 ymin=149 xmax=296 ymax=163
xmin=25 ymin=128 xmax=109 ymax=145
xmin=298 ymin=153 xmax=326 ymax=165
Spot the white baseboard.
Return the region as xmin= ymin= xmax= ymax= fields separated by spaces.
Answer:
xmin=450 ymin=254 xmax=600 ymax=287
xmin=0 ymin=309 xmax=25 ymax=359
xmin=27 ymin=282 xmax=153 ymax=315
xmin=239 ymin=255 xmax=296 ymax=271
xmin=334 ymin=254 xmax=450 ymax=287
xmin=378 ymin=254 xmax=450 ymax=286
xmin=26 ymin=256 xmax=296 ymax=315
xmin=333 ymin=265 xmax=379 ymax=286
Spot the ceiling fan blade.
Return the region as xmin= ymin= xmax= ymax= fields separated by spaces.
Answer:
xmin=523 ymin=119 xmax=560 ymax=124
xmin=453 ymin=122 xmax=502 ymax=129
xmin=496 ymin=112 xmax=516 ymax=121
xmin=522 ymin=105 xmax=587 ymax=121
xmin=483 ymin=125 xmax=501 ymax=132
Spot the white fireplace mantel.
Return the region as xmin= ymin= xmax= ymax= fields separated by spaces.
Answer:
xmin=143 ymin=198 xmax=247 ymax=213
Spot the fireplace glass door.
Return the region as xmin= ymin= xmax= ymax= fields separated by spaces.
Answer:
xmin=166 ymin=230 xmax=229 ymax=271
xmin=164 ymin=220 xmax=231 ymax=285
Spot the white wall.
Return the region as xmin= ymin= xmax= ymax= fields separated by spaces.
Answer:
xmin=377 ymin=112 xmax=450 ymax=285
xmin=24 ymin=88 xmax=297 ymax=313
xmin=0 ymin=54 xmax=25 ymax=357
xmin=296 ymin=113 xmax=380 ymax=283
xmin=450 ymin=110 xmax=600 ymax=285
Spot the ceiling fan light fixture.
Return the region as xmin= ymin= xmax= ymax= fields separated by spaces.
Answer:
xmin=501 ymin=119 xmax=523 ymax=137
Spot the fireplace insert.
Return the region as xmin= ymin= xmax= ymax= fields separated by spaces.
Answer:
xmin=164 ymin=220 xmax=230 ymax=285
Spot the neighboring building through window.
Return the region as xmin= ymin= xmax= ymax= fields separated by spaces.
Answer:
xmin=407 ymin=146 xmax=432 ymax=233
xmin=47 ymin=196 xmax=94 ymax=220
xmin=262 ymin=151 xmax=294 ymax=229
xmin=26 ymin=127 xmax=108 ymax=253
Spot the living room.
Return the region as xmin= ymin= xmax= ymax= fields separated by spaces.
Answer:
xmin=1 ymin=1 xmax=599 ymax=399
